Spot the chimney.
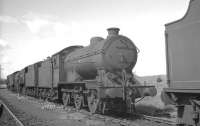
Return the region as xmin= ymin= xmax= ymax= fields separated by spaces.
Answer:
xmin=107 ymin=27 xmax=120 ymax=37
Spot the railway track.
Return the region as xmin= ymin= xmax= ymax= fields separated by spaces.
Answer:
xmin=33 ymin=97 xmax=177 ymax=126
xmin=88 ymin=112 xmax=177 ymax=126
xmin=0 ymin=89 xmax=177 ymax=126
xmin=134 ymin=113 xmax=176 ymax=125
xmin=0 ymin=100 xmax=24 ymax=126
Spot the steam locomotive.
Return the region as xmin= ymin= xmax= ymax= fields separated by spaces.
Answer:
xmin=7 ymin=28 xmax=156 ymax=114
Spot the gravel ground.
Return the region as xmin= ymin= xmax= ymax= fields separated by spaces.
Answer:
xmin=0 ymin=89 xmax=175 ymax=126
xmin=0 ymin=94 xmax=48 ymax=126
xmin=0 ymin=105 xmax=17 ymax=126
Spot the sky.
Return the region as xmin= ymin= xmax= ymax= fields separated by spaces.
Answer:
xmin=0 ymin=0 xmax=190 ymax=78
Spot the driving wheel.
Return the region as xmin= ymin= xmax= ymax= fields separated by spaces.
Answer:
xmin=62 ymin=93 xmax=70 ymax=107
xmin=74 ymin=93 xmax=83 ymax=110
xmin=87 ymin=90 xmax=99 ymax=114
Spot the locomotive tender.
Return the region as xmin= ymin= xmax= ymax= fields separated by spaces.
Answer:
xmin=161 ymin=0 xmax=200 ymax=125
xmin=7 ymin=28 xmax=156 ymax=114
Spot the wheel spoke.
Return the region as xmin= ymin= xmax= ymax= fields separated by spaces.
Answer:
xmin=74 ymin=94 xmax=83 ymax=110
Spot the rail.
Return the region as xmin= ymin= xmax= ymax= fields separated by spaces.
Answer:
xmin=89 ymin=112 xmax=177 ymax=126
xmin=0 ymin=100 xmax=24 ymax=126
xmin=134 ymin=113 xmax=176 ymax=125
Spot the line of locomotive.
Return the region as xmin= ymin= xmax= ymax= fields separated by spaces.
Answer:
xmin=7 ymin=28 xmax=156 ymax=114
xmin=6 ymin=0 xmax=200 ymax=125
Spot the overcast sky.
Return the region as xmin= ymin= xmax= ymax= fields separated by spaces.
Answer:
xmin=0 ymin=0 xmax=189 ymax=78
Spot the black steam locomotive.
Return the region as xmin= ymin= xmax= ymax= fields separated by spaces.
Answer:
xmin=7 ymin=28 xmax=156 ymax=114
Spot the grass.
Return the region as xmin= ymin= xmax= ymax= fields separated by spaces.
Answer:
xmin=135 ymin=75 xmax=176 ymax=118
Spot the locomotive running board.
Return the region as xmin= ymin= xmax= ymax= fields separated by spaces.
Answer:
xmin=163 ymin=88 xmax=200 ymax=93
xmin=98 ymin=85 xmax=155 ymax=88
